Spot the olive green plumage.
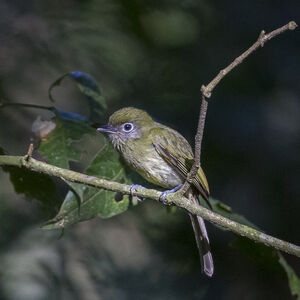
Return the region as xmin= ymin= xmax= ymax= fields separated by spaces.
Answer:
xmin=107 ymin=107 xmax=209 ymax=199
xmin=97 ymin=107 xmax=214 ymax=277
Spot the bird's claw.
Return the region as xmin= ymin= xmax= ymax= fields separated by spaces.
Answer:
xmin=160 ymin=191 xmax=170 ymax=205
xmin=159 ymin=184 xmax=183 ymax=205
xmin=130 ymin=184 xmax=145 ymax=202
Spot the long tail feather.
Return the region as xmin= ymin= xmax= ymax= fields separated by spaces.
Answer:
xmin=189 ymin=194 xmax=214 ymax=277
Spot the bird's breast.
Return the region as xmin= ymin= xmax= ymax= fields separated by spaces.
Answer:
xmin=122 ymin=143 xmax=183 ymax=189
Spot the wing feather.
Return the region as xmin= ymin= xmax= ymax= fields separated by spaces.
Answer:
xmin=151 ymin=126 xmax=211 ymax=208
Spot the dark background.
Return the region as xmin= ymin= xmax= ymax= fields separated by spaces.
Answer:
xmin=0 ymin=1 xmax=299 ymax=299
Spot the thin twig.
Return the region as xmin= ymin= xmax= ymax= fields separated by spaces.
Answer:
xmin=0 ymin=99 xmax=55 ymax=111
xmin=201 ymin=21 xmax=297 ymax=98
xmin=182 ymin=21 xmax=297 ymax=194
xmin=181 ymin=95 xmax=208 ymax=194
xmin=0 ymin=154 xmax=299 ymax=257
xmin=24 ymin=143 xmax=34 ymax=161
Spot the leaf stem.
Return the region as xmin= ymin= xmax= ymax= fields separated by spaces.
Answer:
xmin=0 ymin=101 xmax=55 ymax=111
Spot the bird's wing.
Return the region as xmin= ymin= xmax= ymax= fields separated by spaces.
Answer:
xmin=151 ymin=126 xmax=211 ymax=207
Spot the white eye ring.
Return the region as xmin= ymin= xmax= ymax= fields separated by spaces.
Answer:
xmin=123 ymin=123 xmax=134 ymax=132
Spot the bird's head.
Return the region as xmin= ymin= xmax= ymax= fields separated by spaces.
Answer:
xmin=97 ymin=107 xmax=155 ymax=150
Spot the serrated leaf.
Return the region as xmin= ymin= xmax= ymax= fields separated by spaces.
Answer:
xmin=48 ymin=71 xmax=107 ymax=119
xmin=43 ymin=141 xmax=132 ymax=229
xmin=279 ymin=253 xmax=300 ymax=299
xmin=38 ymin=118 xmax=95 ymax=169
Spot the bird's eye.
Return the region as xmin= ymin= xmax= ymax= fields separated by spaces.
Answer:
xmin=123 ymin=123 xmax=134 ymax=132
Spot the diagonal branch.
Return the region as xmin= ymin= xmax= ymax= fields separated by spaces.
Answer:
xmin=0 ymin=154 xmax=300 ymax=258
xmin=181 ymin=95 xmax=208 ymax=194
xmin=201 ymin=21 xmax=297 ymax=98
xmin=181 ymin=21 xmax=297 ymax=194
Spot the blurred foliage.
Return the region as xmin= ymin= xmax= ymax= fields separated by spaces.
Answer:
xmin=38 ymin=118 xmax=95 ymax=169
xmin=0 ymin=0 xmax=299 ymax=299
xmin=1 ymin=69 xmax=299 ymax=299
xmin=279 ymin=253 xmax=300 ymax=300
xmin=210 ymin=198 xmax=257 ymax=229
xmin=36 ymin=72 xmax=133 ymax=227
xmin=0 ymin=147 xmax=60 ymax=215
xmin=48 ymin=71 xmax=107 ymax=119
xmin=43 ymin=140 xmax=132 ymax=229
xmin=2 ymin=165 xmax=59 ymax=214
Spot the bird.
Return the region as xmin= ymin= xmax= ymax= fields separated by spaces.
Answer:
xmin=97 ymin=107 xmax=214 ymax=277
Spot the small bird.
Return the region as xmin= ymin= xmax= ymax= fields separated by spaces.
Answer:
xmin=97 ymin=107 xmax=214 ymax=277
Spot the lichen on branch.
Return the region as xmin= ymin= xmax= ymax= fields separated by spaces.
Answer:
xmin=0 ymin=154 xmax=299 ymax=258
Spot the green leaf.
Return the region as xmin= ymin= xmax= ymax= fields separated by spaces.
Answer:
xmin=0 ymin=147 xmax=60 ymax=215
xmin=215 ymin=198 xmax=300 ymax=298
xmin=2 ymin=165 xmax=55 ymax=202
xmin=0 ymin=146 xmax=5 ymax=155
xmin=207 ymin=196 xmax=300 ymax=298
xmin=209 ymin=198 xmax=257 ymax=229
xmin=38 ymin=118 xmax=95 ymax=169
xmin=279 ymin=253 xmax=300 ymax=299
xmin=48 ymin=71 xmax=107 ymax=119
xmin=43 ymin=141 xmax=132 ymax=229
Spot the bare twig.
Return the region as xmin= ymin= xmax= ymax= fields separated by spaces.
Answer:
xmin=0 ymin=154 xmax=300 ymax=257
xmin=181 ymin=95 xmax=208 ymax=194
xmin=201 ymin=21 xmax=297 ymax=98
xmin=25 ymin=143 xmax=34 ymax=161
xmin=182 ymin=21 xmax=297 ymax=194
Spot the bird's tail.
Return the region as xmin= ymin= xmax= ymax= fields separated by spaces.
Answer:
xmin=189 ymin=194 xmax=214 ymax=277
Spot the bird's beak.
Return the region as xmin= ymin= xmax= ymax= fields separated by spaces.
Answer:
xmin=97 ymin=124 xmax=117 ymax=134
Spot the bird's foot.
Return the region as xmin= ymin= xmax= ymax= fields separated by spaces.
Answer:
xmin=130 ymin=184 xmax=145 ymax=202
xmin=160 ymin=184 xmax=183 ymax=205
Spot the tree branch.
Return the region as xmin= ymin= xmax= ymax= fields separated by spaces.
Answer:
xmin=182 ymin=21 xmax=297 ymax=194
xmin=0 ymin=154 xmax=300 ymax=258
xmin=201 ymin=21 xmax=297 ymax=98
xmin=181 ymin=95 xmax=208 ymax=194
